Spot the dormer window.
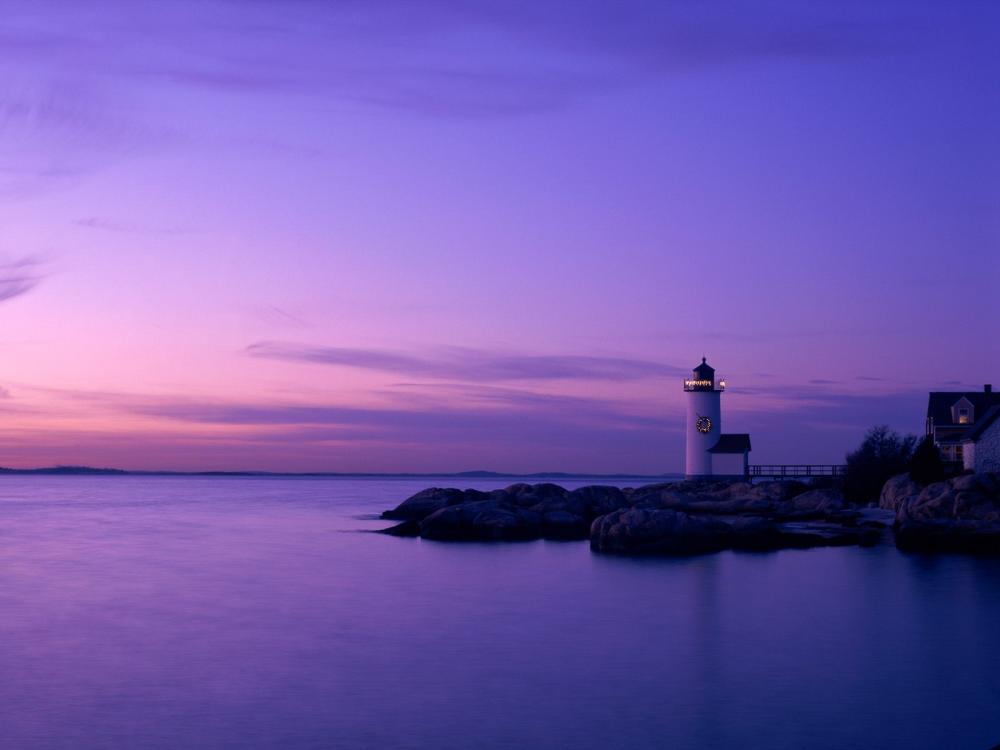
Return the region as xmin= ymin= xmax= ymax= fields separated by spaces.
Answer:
xmin=951 ymin=397 xmax=975 ymax=425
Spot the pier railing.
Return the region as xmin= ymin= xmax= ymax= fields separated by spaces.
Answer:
xmin=748 ymin=465 xmax=847 ymax=480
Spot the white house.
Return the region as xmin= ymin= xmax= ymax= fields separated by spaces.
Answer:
xmin=683 ymin=358 xmax=751 ymax=480
xmin=926 ymin=384 xmax=999 ymax=467
xmin=961 ymin=406 xmax=1000 ymax=473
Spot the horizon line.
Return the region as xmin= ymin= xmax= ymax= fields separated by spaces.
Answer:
xmin=0 ymin=465 xmax=683 ymax=479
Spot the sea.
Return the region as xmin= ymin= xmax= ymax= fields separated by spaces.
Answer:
xmin=1 ymin=475 xmax=998 ymax=750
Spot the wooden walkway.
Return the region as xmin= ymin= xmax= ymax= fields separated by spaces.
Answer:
xmin=748 ymin=464 xmax=846 ymax=480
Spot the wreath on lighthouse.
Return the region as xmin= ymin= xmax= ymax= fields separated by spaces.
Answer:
xmin=695 ymin=415 xmax=713 ymax=434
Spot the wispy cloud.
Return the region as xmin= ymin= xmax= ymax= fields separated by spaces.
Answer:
xmin=0 ymin=258 xmax=44 ymax=303
xmin=147 ymin=1 xmax=919 ymax=118
xmin=247 ymin=341 xmax=683 ymax=382
xmin=0 ymin=0 xmax=924 ymax=125
xmin=0 ymin=72 xmax=174 ymax=197
xmin=75 ymin=217 xmax=187 ymax=235
xmin=3 ymin=374 xmax=927 ymax=469
xmin=0 ymin=0 xmax=934 ymax=203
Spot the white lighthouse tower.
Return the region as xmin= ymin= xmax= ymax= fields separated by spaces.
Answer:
xmin=684 ymin=358 xmax=723 ymax=479
xmin=683 ymin=357 xmax=751 ymax=479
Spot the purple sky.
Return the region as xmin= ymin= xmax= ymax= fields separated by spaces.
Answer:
xmin=0 ymin=0 xmax=997 ymax=472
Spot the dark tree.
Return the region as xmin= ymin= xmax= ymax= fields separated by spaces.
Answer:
xmin=844 ymin=425 xmax=917 ymax=504
xmin=909 ymin=435 xmax=945 ymax=485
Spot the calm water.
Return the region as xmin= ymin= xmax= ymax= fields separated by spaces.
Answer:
xmin=1 ymin=476 xmax=998 ymax=750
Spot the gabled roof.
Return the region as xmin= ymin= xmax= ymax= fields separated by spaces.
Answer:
xmin=964 ymin=406 xmax=1000 ymax=442
xmin=926 ymin=390 xmax=999 ymax=425
xmin=708 ymin=433 xmax=751 ymax=454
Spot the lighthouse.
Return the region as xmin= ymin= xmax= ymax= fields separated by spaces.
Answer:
xmin=684 ymin=357 xmax=751 ymax=480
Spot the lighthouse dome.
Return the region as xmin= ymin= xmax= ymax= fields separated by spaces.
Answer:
xmin=692 ymin=357 xmax=714 ymax=381
xmin=683 ymin=357 xmax=716 ymax=392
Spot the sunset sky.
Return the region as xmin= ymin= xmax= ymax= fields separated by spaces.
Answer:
xmin=0 ymin=0 xmax=997 ymax=472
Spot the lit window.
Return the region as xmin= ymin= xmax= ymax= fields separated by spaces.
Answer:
xmin=958 ymin=408 xmax=970 ymax=424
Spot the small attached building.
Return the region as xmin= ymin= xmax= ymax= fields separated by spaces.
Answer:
xmin=707 ymin=433 xmax=751 ymax=480
xmin=961 ymin=406 xmax=1000 ymax=473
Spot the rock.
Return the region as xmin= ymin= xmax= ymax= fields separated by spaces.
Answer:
xmin=473 ymin=505 xmax=542 ymax=539
xmin=720 ymin=481 xmax=807 ymax=503
xmin=630 ymin=489 xmax=701 ymax=510
xmin=630 ymin=485 xmax=845 ymax=521
xmin=381 ymin=487 xmax=466 ymax=521
xmin=623 ymin=482 xmax=678 ymax=506
xmin=906 ymin=481 xmax=954 ymax=520
xmin=460 ymin=488 xmax=503 ymax=504
xmin=541 ymin=510 xmax=589 ymax=540
xmin=666 ymin=480 xmax=807 ymax=504
xmin=902 ymin=475 xmax=1000 ymax=523
xmin=376 ymin=520 xmax=420 ymax=537
xmin=565 ymin=485 xmax=629 ymax=517
xmin=419 ymin=501 xmax=543 ymax=541
xmin=588 ymin=507 xmax=879 ymax=555
xmin=625 ymin=480 xmax=844 ymax=520
xmin=377 ymin=479 xmax=887 ymax=552
xmin=590 ymin=508 xmax=733 ymax=555
xmin=785 ymin=488 xmax=845 ymax=517
xmin=664 ymin=497 xmax=770 ymax=517
xmin=892 ymin=472 xmax=1000 ymax=553
xmin=879 ymin=473 xmax=922 ymax=513
xmin=415 ymin=505 xmax=466 ymax=540
xmin=505 ymin=482 xmax=568 ymax=508
xmin=381 ymin=482 xmax=624 ymax=541
xmin=769 ymin=521 xmax=881 ymax=549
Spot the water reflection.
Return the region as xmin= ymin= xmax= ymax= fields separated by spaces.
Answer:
xmin=0 ymin=476 xmax=999 ymax=750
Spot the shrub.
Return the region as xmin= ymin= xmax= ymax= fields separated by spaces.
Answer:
xmin=908 ymin=435 xmax=946 ymax=486
xmin=844 ymin=425 xmax=917 ymax=504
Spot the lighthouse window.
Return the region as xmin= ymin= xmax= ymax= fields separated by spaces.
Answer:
xmin=958 ymin=408 xmax=970 ymax=424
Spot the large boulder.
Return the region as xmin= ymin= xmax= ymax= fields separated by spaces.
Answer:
xmin=565 ymin=485 xmax=630 ymax=517
xmin=504 ymin=482 xmax=568 ymax=508
xmin=590 ymin=508 xmax=733 ymax=555
xmin=717 ymin=481 xmax=808 ymax=503
xmin=769 ymin=521 xmax=881 ymax=549
xmin=900 ymin=474 xmax=1000 ymax=523
xmin=381 ymin=483 xmax=617 ymax=541
xmin=630 ymin=489 xmax=701 ymax=511
xmin=588 ymin=507 xmax=879 ymax=556
xmin=785 ymin=488 xmax=845 ymax=516
xmin=381 ymin=487 xmax=466 ymax=521
xmin=879 ymin=473 xmax=922 ymax=513
xmin=525 ymin=486 xmax=630 ymax=539
xmin=540 ymin=510 xmax=590 ymax=540
xmin=627 ymin=482 xmax=845 ymax=521
xmin=892 ymin=473 xmax=1000 ymax=552
xmin=419 ymin=501 xmax=543 ymax=541
xmin=625 ymin=482 xmax=683 ymax=506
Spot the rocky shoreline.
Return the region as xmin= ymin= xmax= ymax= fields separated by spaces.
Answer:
xmin=880 ymin=472 xmax=1000 ymax=553
xmin=378 ymin=472 xmax=1000 ymax=555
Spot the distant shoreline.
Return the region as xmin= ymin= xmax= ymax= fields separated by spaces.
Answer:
xmin=0 ymin=466 xmax=681 ymax=480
